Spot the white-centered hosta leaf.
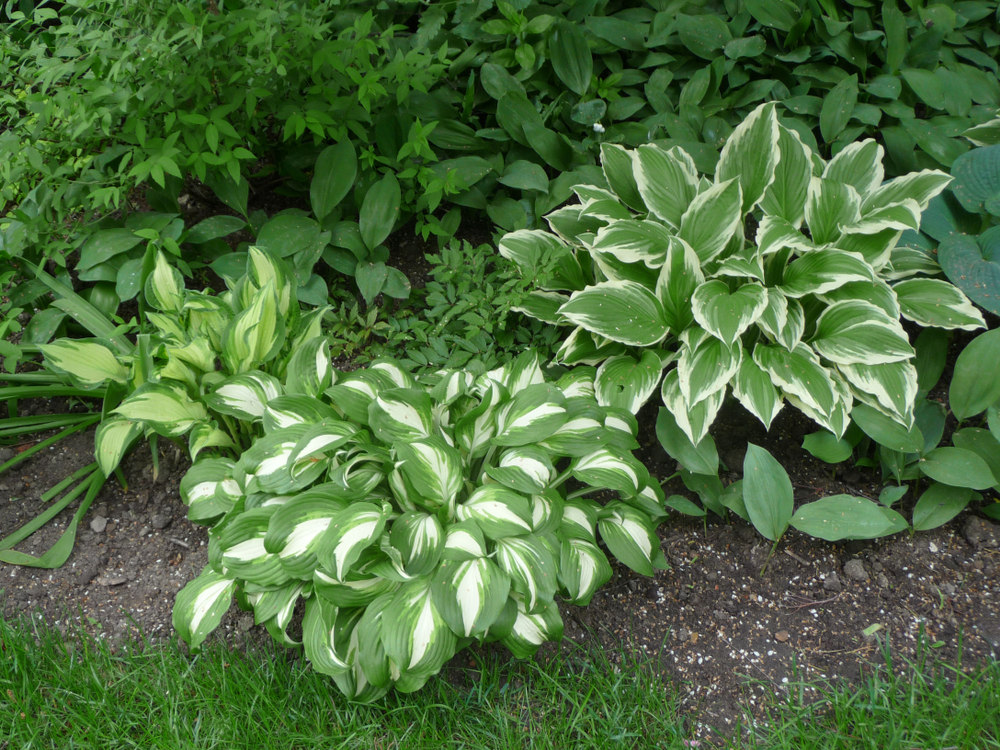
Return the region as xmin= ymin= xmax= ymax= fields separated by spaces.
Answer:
xmin=892 ymin=279 xmax=987 ymax=331
xmin=368 ymin=388 xmax=434 ymax=442
xmin=528 ymin=489 xmax=565 ymax=536
xmin=598 ymin=501 xmax=664 ymax=577
xmin=715 ymin=101 xmax=780 ymax=214
xmin=493 ymin=382 xmax=567 ymax=446
xmin=755 ymin=288 xmax=805 ymax=350
xmin=40 ymin=340 xmax=129 ymax=387
xmin=692 ymin=279 xmax=768 ymax=346
xmin=313 ymin=570 xmax=400 ymax=608
xmin=145 ymin=250 xmax=185 ymax=313
xmin=660 ymin=368 xmax=724 ymax=444
xmin=572 ymin=447 xmax=648 ymax=496
xmin=780 ymin=249 xmax=875 ymax=298
xmin=442 ymin=520 xmax=489 ymax=562
xmin=316 ymin=501 xmax=390 ymax=581
xmin=553 ymin=326 xmax=627 ymax=366
xmin=678 ymin=178 xmax=743 ymax=263
xmin=632 ymin=143 xmax=698 ymax=228
xmin=494 ymin=534 xmax=558 ymax=613
xmin=113 ymin=382 xmax=209 ymax=437
xmin=655 ymin=236 xmax=704 ymax=334
xmin=395 ymin=436 xmax=463 ymax=509
xmin=595 ymin=351 xmax=667 ymax=413
xmin=179 ymin=457 xmax=238 ymax=524
xmin=810 ymin=300 xmax=915 ymax=365
xmin=537 ymin=401 xmax=610 ymax=456
xmin=678 ymin=329 xmax=741 ymax=406
xmin=501 ymin=598 xmax=564 ymax=659
xmin=486 ymin=446 xmax=556 ymax=495
xmin=602 ymin=406 xmax=640 ymax=452
xmin=488 ymin=350 xmax=546 ymax=397
xmin=262 ymin=395 xmax=338 ymax=433
xmin=559 ymin=539 xmax=612 ymax=606
xmin=431 ymin=557 xmax=511 ymax=638
xmin=94 ymin=417 xmax=143 ymax=477
xmin=805 ymin=177 xmax=862 ymax=245
xmin=369 ymin=358 xmax=417 ymax=389
xmin=760 ymin=124 xmax=812 ymax=228
xmin=590 ymin=219 xmax=673 ymax=268
xmin=204 ymin=372 xmax=283 ymax=421
xmin=172 ymin=568 xmax=236 ymax=650
xmin=861 ymin=169 xmax=952 ymax=215
xmin=221 ymin=279 xmax=284 ymax=373
xmin=457 ymin=485 xmax=533 ymax=540
xmin=389 ymin=511 xmax=445 ymax=577
xmin=837 ymin=360 xmax=918 ymax=427
xmin=560 ymin=280 xmax=669 ymax=347
xmin=823 ymin=139 xmax=884 ymax=199
xmin=556 ymin=367 xmax=597 ymax=401
xmin=732 ymin=356 xmax=784 ymax=429
xmin=264 ymin=493 xmax=347 ymax=579
xmin=753 ymin=343 xmax=838 ymax=417
xmin=560 ymin=497 xmax=600 ymax=543
xmin=285 ymin=337 xmax=332 ymax=397
xmin=381 ymin=580 xmax=457 ymax=678
xmin=455 ymin=381 xmax=506 ymax=458
xmin=219 ymin=508 xmax=288 ymax=587
xmin=302 ymin=597 xmax=357 ymax=676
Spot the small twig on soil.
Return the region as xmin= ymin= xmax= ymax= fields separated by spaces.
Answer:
xmin=782 ymin=594 xmax=842 ymax=610
xmin=166 ymin=537 xmax=190 ymax=549
xmin=784 ymin=549 xmax=811 ymax=566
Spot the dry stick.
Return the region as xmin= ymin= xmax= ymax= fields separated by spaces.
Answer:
xmin=781 ymin=594 xmax=842 ymax=611
xmin=166 ymin=537 xmax=190 ymax=549
xmin=784 ymin=549 xmax=811 ymax=566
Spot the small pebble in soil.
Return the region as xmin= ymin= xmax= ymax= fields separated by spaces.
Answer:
xmin=151 ymin=514 xmax=172 ymax=530
xmin=239 ymin=616 xmax=254 ymax=633
xmin=964 ymin=517 xmax=998 ymax=548
xmin=90 ymin=516 xmax=108 ymax=533
xmin=823 ymin=571 xmax=843 ymax=592
xmin=0 ymin=448 xmax=14 ymax=462
xmin=844 ymin=560 xmax=868 ymax=582
xmin=706 ymin=571 xmax=719 ymax=582
xmin=95 ymin=576 xmax=127 ymax=587
xmin=877 ymin=573 xmax=890 ymax=588
xmin=774 ymin=631 xmax=789 ymax=643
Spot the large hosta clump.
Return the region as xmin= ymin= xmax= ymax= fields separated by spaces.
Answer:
xmin=173 ymin=351 xmax=667 ymax=700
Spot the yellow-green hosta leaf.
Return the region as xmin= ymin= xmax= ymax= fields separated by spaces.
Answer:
xmin=113 ymin=382 xmax=208 ymax=437
xmin=559 ymin=538 xmax=612 ymax=606
xmin=180 ymin=457 xmax=239 ymax=524
xmin=389 ymin=511 xmax=445 ymax=577
xmin=811 ymin=300 xmax=914 ymax=366
xmin=316 ymin=501 xmax=390 ymax=581
xmin=169 ymin=337 xmax=216 ymax=373
xmin=715 ymin=101 xmax=780 ymax=214
xmin=494 ymin=534 xmax=558 ymax=613
xmin=381 ymin=580 xmax=457 ymax=681
xmin=246 ymin=245 xmax=296 ymax=318
xmin=172 ymin=568 xmax=236 ymax=649
xmin=501 ymin=598 xmax=564 ymax=659
xmin=368 ymin=388 xmax=434 ymax=442
xmin=94 ymin=417 xmax=143 ymax=476
xmin=284 ymin=337 xmax=333 ymax=397
xmin=145 ymin=250 xmax=185 ymax=313
xmin=431 ymin=557 xmax=511 ymax=639
xmin=486 ymin=446 xmax=555 ymax=495
xmin=222 ymin=279 xmax=284 ymax=373
xmin=892 ymin=279 xmax=986 ymax=331
xmin=457 ymin=485 xmax=533 ymax=540
xmin=203 ymin=372 xmax=283 ymax=421
xmin=632 ymin=143 xmax=698 ymax=228
xmin=597 ymin=501 xmax=665 ymax=576
xmin=40 ymin=340 xmax=129 ymax=387
xmin=494 ymin=383 xmax=567 ymax=447
xmin=395 ymin=436 xmax=464 ymax=510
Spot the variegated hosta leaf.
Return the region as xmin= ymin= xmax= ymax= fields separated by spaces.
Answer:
xmin=678 ymin=329 xmax=741 ymax=407
xmin=691 ymin=280 xmax=768 ymax=347
xmin=715 ymin=101 xmax=780 ymax=214
xmin=113 ymin=382 xmax=208 ymax=437
xmin=560 ymin=498 xmax=600 ymax=543
xmin=837 ymin=227 xmax=903 ymax=271
xmin=860 ymin=169 xmax=952 ymax=215
xmin=632 ymin=143 xmax=698 ymax=228
xmin=488 ymin=348 xmax=546 ymax=396
xmin=264 ymin=493 xmax=348 ymax=579
xmin=291 ymin=305 xmax=331 ymax=353
xmin=780 ymin=249 xmax=876 ymax=298
xmin=600 ymin=142 xmax=646 ymax=211
xmin=810 ymin=300 xmax=915 ymax=366
xmin=172 ymin=568 xmax=236 ymax=649
xmin=145 ymin=250 xmax=185 ymax=313
xmin=486 ymin=446 xmax=555 ymax=495
xmin=559 ymin=281 xmax=669 ymax=347
xmin=493 ymin=383 xmax=567 ymax=447
xmin=219 ymin=507 xmax=289 ymax=587
xmin=368 ymin=388 xmax=434 ymax=442
xmin=284 ymin=337 xmax=333 ymax=397
xmin=204 ymin=372 xmax=284 ymax=421
xmin=760 ymin=123 xmax=812 ymax=228
xmin=354 ymin=593 xmax=395 ymax=691
xmin=381 ymin=580 xmax=458 ymax=681
xmin=660 ymin=368 xmax=724 ymax=445
xmin=554 ymin=326 xmax=628 ymax=365
xmin=627 ymin=480 xmax=669 ymax=521
xmin=370 ymin=357 xmax=418 ymax=390
xmin=263 ymin=395 xmax=338 ymax=433
xmin=590 ymin=219 xmax=673 ymax=268
xmin=429 ymin=370 xmax=476 ymax=405
xmin=313 ymin=569 xmax=399 ymax=608
xmin=805 ymin=177 xmax=862 ymax=245
xmin=537 ymin=401 xmax=609 ymax=457
xmin=238 ymin=425 xmax=316 ymax=495
xmin=559 ymin=539 xmax=612 ymax=606
xmin=755 ymin=215 xmax=819 ymax=256
xmin=185 ymin=292 xmax=232 ymax=351
xmin=602 ymin=406 xmax=640 ymax=452
xmin=732 ymin=356 xmax=784 ymax=430
xmin=389 ymin=512 xmax=445 ymax=577
xmin=40 ymin=340 xmax=129 ymax=388
xmin=431 ymin=557 xmax=511 ymax=639
xmin=302 ymin=597 xmax=358 ymax=676
xmin=501 ymin=598 xmax=563 ymax=659
xmin=288 ymin=420 xmax=359 ymax=468
xmin=248 ymin=580 xmax=306 ymax=634
xmin=598 ymin=501 xmax=665 ymax=577
xmin=884 ymin=244 xmax=942 ymax=280
xmin=221 ymin=279 xmax=285 ymax=373
xmin=678 ymin=178 xmax=743 ymax=264
xmin=395 ymin=437 xmax=463 ymax=509
xmin=494 ymin=535 xmax=558 ymax=613
xmin=457 ymin=485 xmax=533 ymax=540
xmin=823 ymin=139 xmax=884 ymax=199
xmin=755 ymin=288 xmax=805 ymax=351
xmin=892 ymin=279 xmax=986 ymax=331
xmin=245 ymin=245 xmax=297 ymax=319
xmin=326 ymin=370 xmax=407 ymax=425
xmin=655 ymin=236 xmax=704 ymax=334
xmin=455 ymin=381 xmax=506 ymax=457
xmin=316 ymin=501 xmax=391 ymax=581
xmin=844 ymin=200 xmax=921 ymax=235
xmin=512 ymin=290 xmax=569 ymax=325
xmin=498 ymin=229 xmax=586 ymax=292
xmin=787 ymin=369 xmax=853 ymax=440
xmin=188 ymin=421 xmax=236 ymax=463
xmin=817 ymin=279 xmax=901 ymax=319
xmin=441 ymin=520 xmax=489 ymax=562
xmin=180 ymin=457 xmax=239 ymax=524
xmin=838 ymin=360 xmax=918 ymax=427
xmin=753 ymin=343 xmax=838 ymax=419
xmin=572 ymin=447 xmax=649 ymax=497
xmin=556 ymin=367 xmax=597 ymax=401
xmin=529 ymin=489 xmax=565 ymax=536
xmin=94 ymin=417 xmax=143 ymax=477
xmin=595 ymin=351 xmax=667 ymax=414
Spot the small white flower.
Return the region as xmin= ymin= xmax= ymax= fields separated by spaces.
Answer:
xmin=592 ymin=122 xmax=605 ymax=134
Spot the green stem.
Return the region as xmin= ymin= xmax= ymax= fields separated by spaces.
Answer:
xmin=0 ymin=372 xmax=61 ymax=383
xmin=41 ymin=462 xmax=98 ymax=502
xmin=759 ymin=536 xmax=782 ymax=577
xmin=565 ymin=487 xmax=595 ymax=501
xmin=551 ymin=467 xmax=573 ymax=489
xmin=0 ymin=416 xmax=100 ymax=478
xmin=476 ymin=445 xmax=498 ymax=483
xmin=0 ymin=468 xmax=97 ymax=551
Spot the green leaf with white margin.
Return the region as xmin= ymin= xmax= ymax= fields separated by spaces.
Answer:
xmin=817 ymin=278 xmax=901 ymax=319
xmin=144 ymin=250 xmax=185 ymax=313
xmin=494 ymin=534 xmax=558 ymax=613
xmin=394 ymin=437 xmax=463 ymax=510
xmin=632 ymin=143 xmax=698 ymax=228
xmin=553 ymin=326 xmax=627 ymax=366
xmin=732 ymin=356 xmax=784 ymax=430
xmin=590 ymin=220 xmax=672 ymax=268
xmin=40 ymin=340 xmax=128 ymax=387
xmin=560 ymin=281 xmax=669 ymax=347
xmin=760 ymin=124 xmax=812 ymax=228
xmin=755 ymin=215 xmax=820 ymax=256
xmin=598 ymin=501 xmax=665 ymax=576
xmin=498 ymin=229 xmax=586 ymax=292
xmin=715 ymin=101 xmax=780 ymax=214
xmin=219 ymin=507 xmax=289 ymax=586
xmin=264 ymin=493 xmax=348 ymax=579
xmin=805 ymin=177 xmax=862 ymax=245
xmin=823 ymin=139 xmax=884 ymax=199
xmin=572 ymin=447 xmax=649 ymax=496
xmin=811 ymin=300 xmax=914 ymax=365
xmin=559 ymin=539 xmax=612 ymax=606
xmin=381 ymin=580 xmax=457 ymax=680
xmin=595 ymin=351 xmax=667 ymax=413
xmin=655 ymin=236 xmax=704 ymax=334
xmin=753 ymin=343 xmax=838 ymax=417
xmin=368 ymin=388 xmax=434 ymax=442
xmin=180 ymin=457 xmax=239 ymax=524
xmin=501 ymin=598 xmax=564 ymax=659
xmin=316 ymin=501 xmax=390 ymax=581
xmin=457 ymin=485 xmax=533 ymax=540
xmin=791 ymin=495 xmax=907 ymax=540
xmin=755 ymin=288 xmax=804 ymax=350
xmin=678 ymin=328 xmax=740 ymax=406
xmin=94 ymin=417 xmax=143 ymax=476
xmin=389 ymin=511 xmax=445 ymax=577
xmin=692 ymin=280 xmax=768 ymax=347
xmin=113 ymin=382 xmax=208 ymax=437
xmin=513 ymin=291 xmax=569 ymax=325
xmin=742 ymin=443 xmax=793 ymax=542
xmin=493 ymin=383 xmax=567 ymax=447
xmin=844 ymin=200 xmax=921 ymax=235
xmin=780 ymin=249 xmax=875 ymax=298
xmin=660 ymin=368 xmax=724 ymax=445
xmin=486 ymin=446 xmax=555 ymax=495
xmin=838 ymin=360 xmax=918 ymax=427
xmin=861 ymin=170 xmax=952 ymax=215
xmin=892 ymin=279 xmax=986 ymax=331
xmin=431 ymin=557 xmax=511 ymax=639
xmin=678 ymin=178 xmax=743 ymax=263
xmin=600 ymin=143 xmax=645 ymax=211
xmin=537 ymin=401 xmax=609 ymax=456
xmin=284 ymin=337 xmax=333 ymax=397
xmin=172 ymin=568 xmax=236 ymax=649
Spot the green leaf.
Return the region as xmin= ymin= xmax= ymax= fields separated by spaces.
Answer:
xmin=901 ymin=119 xmax=969 ymax=168
xmin=745 ymin=0 xmax=799 ymax=30
xmin=742 ymin=444 xmax=793 ymax=541
xmin=77 ymin=228 xmax=144 ymax=271
xmin=715 ymin=102 xmax=780 ymax=214
xmin=186 ymin=215 xmax=246 ymax=245
xmin=883 ymin=1 xmax=907 ymax=72
xmin=311 ymin=141 xmax=357 ymax=222
xmin=360 ymin=173 xmax=401 ymax=251
xmin=913 ymin=328 xmax=948 ymax=394
xmin=912 ymin=483 xmax=973 ymax=531
xmin=499 ymin=160 xmax=549 ymax=193
xmin=950 ymin=144 xmax=1000 ymax=215
xmin=586 ymin=16 xmax=647 ymax=52
xmin=674 ymin=13 xmax=732 ymax=59
xmin=949 ymin=329 xmax=1000 ymax=420
xmin=952 ymin=428 xmax=1000 ymax=486
xmin=851 ymin=403 xmax=923 ymax=453
xmin=522 ymin=121 xmax=573 ymax=172
xmin=802 ymin=431 xmax=853 ymax=463
xmin=820 ymin=75 xmax=859 ymax=144
xmin=560 ymin=281 xmax=669 ymax=347
xmin=791 ymin=495 xmax=907 ymax=540
xmin=937 ymin=230 xmax=1000 ymax=317
xmin=356 ymin=260 xmax=388 ymax=305
xmin=172 ymin=568 xmax=236 ymax=649
xmin=549 ymin=21 xmax=592 ymax=96
xmin=918 ymin=448 xmax=997 ymax=490
xmin=33 ymin=265 xmax=132 ymax=354
xmin=655 ymin=407 xmax=719 ymax=476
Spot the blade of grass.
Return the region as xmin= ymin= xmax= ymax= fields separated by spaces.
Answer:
xmin=0 ymin=413 xmax=96 ymax=437
xmin=41 ymin=461 xmax=99 ymax=502
xmin=0 ymin=385 xmax=105 ymax=400
xmin=0 ymin=414 xmax=100 ymax=477
xmin=32 ymin=263 xmax=133 ymax=354
xmin=0 ymin=466 xmax=99 ymax=551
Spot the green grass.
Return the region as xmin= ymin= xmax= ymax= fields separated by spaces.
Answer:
xmin=1 ymin=617 xmax=998 ymax=750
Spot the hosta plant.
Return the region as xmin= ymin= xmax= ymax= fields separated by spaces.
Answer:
xmin=170 ymin=351 xmax=667 ymax=700
xmin=501 ymin=102 xmax=987 ymax=489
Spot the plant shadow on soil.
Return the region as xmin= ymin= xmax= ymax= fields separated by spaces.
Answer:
xmin=2 ymin=191 xmax=1000 ymax=736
